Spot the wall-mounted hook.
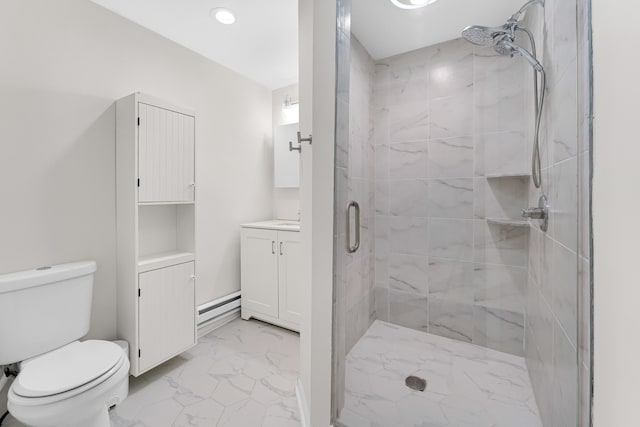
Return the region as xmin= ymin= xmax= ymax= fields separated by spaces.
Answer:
xmin=297 ymin=131 xmax=312 ymax=145
xmin=289 ymin=140 xmax=301 ymax=152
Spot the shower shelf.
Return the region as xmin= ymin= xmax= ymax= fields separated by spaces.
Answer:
xmin=485 ymin=172 xmax=530 ymax=179
xmin=486 ymin=218 xmax=531 ymax=228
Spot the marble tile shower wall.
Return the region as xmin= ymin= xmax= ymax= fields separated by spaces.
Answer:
xmin=372 ymin=38 xmax=531 ymax=356
xmin=522 ymin=0 xmax=587 ymax=426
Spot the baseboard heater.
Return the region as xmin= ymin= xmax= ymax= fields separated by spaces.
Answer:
xmin=197 ymin=291 xmax=241 ymax=328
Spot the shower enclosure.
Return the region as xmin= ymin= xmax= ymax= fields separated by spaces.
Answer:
xmin=331 ymin=0 xmax=592 ymax=425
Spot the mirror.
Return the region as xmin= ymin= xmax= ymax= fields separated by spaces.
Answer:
xmin=274 ymin=123 xmax=300 ymax=188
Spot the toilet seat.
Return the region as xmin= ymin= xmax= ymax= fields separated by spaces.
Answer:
xmin=12 ymin=340 xmax=125 ymax=403
xmin=8 ymin=343 xmax=130 ymax=427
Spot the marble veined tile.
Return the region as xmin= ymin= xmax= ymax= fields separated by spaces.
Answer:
xmin=428 ymin=218 xmax=474 ymax=261
xmin=426 ymin=136 xmax=473 ymax=179
xmin=389 ymin=216 xmax=429 ymax=255
xmin=339 ymin=321 xmax=542 ymax=427
xmin=427 ymin=178 xmax=473 ymax=219
xmin=428 ymin=88 xmax=474 ymax=139
xmin=428 ymin=49 xmax=474 ymax=100
xmin=473 ymin=176 xmax=529 ymax=221
xmin=389 ymin=179 xmax=429 ymax=217
xmin=474 ymin=131 xmax=528 ymax=177
xmin=105 ymin=319 xmax=300 ymax=427
xmin=429 ymin=299 xmax=473 ymax=342
xmin=427 ymin=258 xmax=474 ymax=301
xmin=473 ymin=220 xmax=529 ymax=267
xmin=474 ymin=263 xmax=526 ymax=313
xmin=389 ymin=101 xmax=429 ymax=143
xmin=388 ymin=289 xmax=429 ymax=332
xmin=388 ymin=141 xmax=429 ymax=179
xmin=388 ymin=253 xmax=429 ymax=295
xmin=472 ymin=306 xmax=524 ymax=356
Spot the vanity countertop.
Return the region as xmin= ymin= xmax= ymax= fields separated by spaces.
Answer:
xmin=241 ymin=220 xmax=300 ymax=232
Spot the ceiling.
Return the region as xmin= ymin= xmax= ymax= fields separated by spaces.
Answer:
xmin=352 ymin=0 xmax=523 ymax=60
xmin=90 ymin=0 xmax=298 ymax=89
xmin=90 ymin=0 xmax=521 ymax=89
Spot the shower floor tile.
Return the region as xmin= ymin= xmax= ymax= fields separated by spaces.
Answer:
xmin=339 ymin=320 xmax=541 ymax=427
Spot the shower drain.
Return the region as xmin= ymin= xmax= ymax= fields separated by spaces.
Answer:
xmin=405 ymin=375 xmax=427 ymax=392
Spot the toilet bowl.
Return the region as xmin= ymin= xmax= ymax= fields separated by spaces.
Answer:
xmin=7 ymin=340 xmax=129 ymax=427
xmin=0 ymin=262 xmax=130 ymax=427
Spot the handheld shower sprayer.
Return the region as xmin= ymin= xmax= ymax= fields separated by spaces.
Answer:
xmin=461 ymin=0 xmax=545 ymax=189
xmin=494 ymin=39 xmax=543 ymax=72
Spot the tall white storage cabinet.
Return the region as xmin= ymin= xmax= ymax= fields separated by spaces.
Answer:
xmin=240 ymin=222 xmax=302 ymax=331
xmin=116 ymin=93 xmax=197 ymax=376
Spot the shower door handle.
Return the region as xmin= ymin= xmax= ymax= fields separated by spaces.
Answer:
xmin=346 ymin=201 xmax=360 ymax=254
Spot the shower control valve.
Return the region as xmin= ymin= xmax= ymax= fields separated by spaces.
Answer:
xmin=521 ymin=207 xmax=545 ymax=219
xmin=521 ymin=194 xmax=549 ymax=232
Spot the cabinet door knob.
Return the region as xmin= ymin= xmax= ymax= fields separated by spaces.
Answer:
xmin=190 ymin=275 xmax=195 ymax=280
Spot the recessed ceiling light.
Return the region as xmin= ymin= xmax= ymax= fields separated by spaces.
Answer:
xmin=390 ymin=0 xmax=439 ymax=9
xmin=210 ymin=7 xmax=236 ymax=25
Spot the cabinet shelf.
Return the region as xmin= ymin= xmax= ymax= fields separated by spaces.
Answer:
xmin=138 ymin=251 xmax=195 ymax=273
xmin=486 ymin=218 xmax=531 ymax=228
xmin=139 ymin=201 xmax=195 ymax=206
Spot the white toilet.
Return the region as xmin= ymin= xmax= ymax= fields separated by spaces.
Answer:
xmin=0 ymin=261 xmax=129 ymax=427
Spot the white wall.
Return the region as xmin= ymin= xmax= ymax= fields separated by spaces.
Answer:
xmin=298 ymin=0 xmax=314 ymax=419
xmin=272 ymin=84 xmax=301 ymax=220
xmin=299 ymin=0 xmax=336 ymax=425
xmin=592 ymin=0 xmax=640 ymax=425
xmin=0 ymin=0 xmax=273 ymax=339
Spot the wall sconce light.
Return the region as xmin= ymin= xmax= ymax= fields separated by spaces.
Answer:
xmin=284 ymin=95 xmax=299 ymax=109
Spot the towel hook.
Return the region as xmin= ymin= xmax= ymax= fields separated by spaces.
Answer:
xmin=289 ymin=131 xmax=312 ymax=152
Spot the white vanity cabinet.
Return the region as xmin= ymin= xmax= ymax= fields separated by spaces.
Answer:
xmin=116 ymin=93 xmax=197 ymax=376
xmin=240 ymin=222 xmax=302 ymax=331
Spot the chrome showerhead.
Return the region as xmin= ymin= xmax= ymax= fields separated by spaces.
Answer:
xmin=461 ymin=25 xmax=508 ymax=46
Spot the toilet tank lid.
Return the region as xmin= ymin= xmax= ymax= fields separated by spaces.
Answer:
xmin=0 ymin=261 xmax=96 ymax=294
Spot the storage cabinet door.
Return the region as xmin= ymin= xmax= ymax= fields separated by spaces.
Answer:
xmin=138 ymin=103 xmax=195 ymax=203
xmin=278 ymin=231 xmax=303 ymax=325
xmin=138 ymin=261 xmax=195 ymax=372
xmin=241 ymin=228 xmax=279 ymax=318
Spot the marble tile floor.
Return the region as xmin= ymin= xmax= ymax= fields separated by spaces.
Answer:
xmin=338 ymin=320 xmax=541 ymax=427
xmin=4 ymin=318 xmax=301 ymax=427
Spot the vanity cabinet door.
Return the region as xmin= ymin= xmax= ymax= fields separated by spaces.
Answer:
xmin=278 ymin=231 xmax=303 ymax=325
xmin=138 ymin=102 xmax=195 ymax=203
xmin=241 ymin=228 xmax=279 ymax=318
xmin=138 ymin=261 xmax=196 ymax=372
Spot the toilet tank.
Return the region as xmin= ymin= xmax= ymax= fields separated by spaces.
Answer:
xmin=0 ymin=261 xmax=97 ymax=365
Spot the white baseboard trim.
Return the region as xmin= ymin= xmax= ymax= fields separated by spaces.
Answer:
xmin=197 ymin=308 xmax=240 ymax=338
xmin=296 ymin=378 xmax=310 ymax=427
